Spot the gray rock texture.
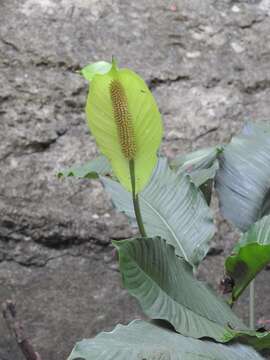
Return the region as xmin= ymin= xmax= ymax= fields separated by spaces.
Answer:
xmin=0 ymin=0 xmax=270 ymax=359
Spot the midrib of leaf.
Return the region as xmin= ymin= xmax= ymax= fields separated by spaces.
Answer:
xmin=139 ymin=195 xmax=189 ymax=263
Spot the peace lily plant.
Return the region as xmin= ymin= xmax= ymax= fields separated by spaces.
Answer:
xmin=84 ymin=59 xmax=162 ymax=237
xmin=59 ymin=60 xmax=270 ymax=359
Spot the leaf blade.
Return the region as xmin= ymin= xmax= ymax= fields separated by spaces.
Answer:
xmin=57 ymin=155 xmax=112 ymax=179
xmin=114 ymin=237 xmax=246 ymax=342
xmin=103 ymin=158 xmax=215 ymax=266
xmin=114 ymin=237 xmax=270 ymax=350
xmin=68 ymin=320 xmax=265 ymax=360
xmin=216 ymin=122 xmax=270 ymax=231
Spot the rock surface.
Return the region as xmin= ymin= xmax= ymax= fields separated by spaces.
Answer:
xmin=0 ymin=0 xmax=270 ymax=359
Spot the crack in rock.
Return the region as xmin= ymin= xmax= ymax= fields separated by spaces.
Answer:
xmin=147 ymin=75 xmax=191 ymax=90
xmin=242 ymin=79 xmax=270 ymax=94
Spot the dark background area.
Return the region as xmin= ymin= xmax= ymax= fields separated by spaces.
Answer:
xmin=0 ymin=0 xmax=270 ymax=359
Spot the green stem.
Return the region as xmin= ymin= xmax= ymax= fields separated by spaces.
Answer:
xmin=129 ymin=159 xmax=146 ymax=237
xmin=249 ymin=280 xmax=255 ymax=330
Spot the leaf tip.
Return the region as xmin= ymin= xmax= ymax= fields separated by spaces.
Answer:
xmin=111 ymin=56 xmax=119 ymax=76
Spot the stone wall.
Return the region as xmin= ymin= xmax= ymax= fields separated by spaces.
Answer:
xmin=1 ymin=1 xmax=270 ymax=359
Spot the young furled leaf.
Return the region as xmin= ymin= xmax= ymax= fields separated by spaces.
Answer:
xmin=225 ymin=215 xmax=270 ymax=303
xmin=83 ymin=60 xmax=163 ymax=193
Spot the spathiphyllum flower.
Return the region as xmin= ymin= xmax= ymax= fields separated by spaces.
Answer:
xmin=82 ymin=60 xmax=163 ymax=193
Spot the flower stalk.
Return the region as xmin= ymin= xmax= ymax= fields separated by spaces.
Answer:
xmin=129 ymin=159 xmax=146 ymax=237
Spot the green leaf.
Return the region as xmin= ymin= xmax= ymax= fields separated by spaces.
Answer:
xmin=191 ymin=161 xmax=219 ymax=188
xmin=81 ymin=61 xmax=112 ymax=82
xmin=171 ymin=146 xmax=222 ymax=187
xmin=68 ymin=320 xmax=265 ymax=360
xmin=103 ymin=158 xmax=215 ymax=266
xmin=114 ymin=237 xmax=270 ymax=349
xmin=216 ymin=122 xmax=270 ymax=231
xmin=226 ymin=215 xmax=270 ymax=303
xmin=171 ymin=146 xmax=222 ymax=204
xmin=113 ymin=236 xmax=246 ymax=342
xmin=232 ymin=329 xmax=270 ymax=351
xmin=190 ymin=162 xmax=219 ymax=206
xmin=57 ymin=155 xmax=111 ymax=179
xmin=86 ymin=60 xmax=163 ymax=193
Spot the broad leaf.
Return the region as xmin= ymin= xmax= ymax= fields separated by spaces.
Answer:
xmin=216 ymin=122 xmax=270 ymax=231
xmin=113 ymin=237 xmax=246 ymax=342
xmin=57 ymin=155 xmax=111 ymax=179
xmin=68 ymin=320 xmax=264 ymax=360
xmin=103 ymin=158 xmax=215 ymax=266
xmin=114 ymin=237 xmax=270 ymax=349
xmin=81 ymin=61 xmax=112 ymax=82
xmin=86 ymin=60 xmax=163 ymax=193
xmin=226 ymin=215 xmax=270 ymax=303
